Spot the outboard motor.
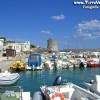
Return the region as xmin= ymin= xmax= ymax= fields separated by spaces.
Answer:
xmin=53 ymin=76 xmax=62 ymax=86
xmin=80 ymin=62 xmax=84 ymax=68
xmin=89 ymin=80 xmax=94 ymax=84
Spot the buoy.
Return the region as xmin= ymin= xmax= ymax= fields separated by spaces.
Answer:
xmin=52 ymin=93 xmax=64 ymax=100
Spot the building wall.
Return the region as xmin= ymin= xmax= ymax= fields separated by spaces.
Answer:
xmin=15 ymin=44 xmax=21 ymax=53
xmin=7 ymin=41 xmax=30 ymax=53
xmin=0 ymin=46 xmax=7 ymax=53
xmin=0 ymin=39 xmax=4 ymax=46
xmin=21 ymin=41 xmax=30 ymax=52
xmin=47 ymin=39 xmax=58 ymax=51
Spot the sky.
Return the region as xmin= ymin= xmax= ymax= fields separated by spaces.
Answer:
xmin=0 ymin=0 xmax=100 ymax=50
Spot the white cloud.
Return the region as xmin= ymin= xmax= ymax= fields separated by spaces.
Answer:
xmin=51 ymin=14 xmax=65 ymax=20
xmin=74 ymin=20 xmax=100 ymax=39
xmin=41 ymin=30 xmax=52 ymax=35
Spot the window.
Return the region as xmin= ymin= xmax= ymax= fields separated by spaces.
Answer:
xmin=30 ymin=56 xmax=38 ymax=62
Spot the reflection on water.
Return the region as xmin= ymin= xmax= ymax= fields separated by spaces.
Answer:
xmin=13 ymin=67 xmax=100 ymax=96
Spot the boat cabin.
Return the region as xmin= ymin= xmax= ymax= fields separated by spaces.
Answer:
xmin=27 ymin=54 xmax=42 ymax=69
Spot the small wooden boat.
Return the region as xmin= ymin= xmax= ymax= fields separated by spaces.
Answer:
xmin=0 ymin=71 xmax=20 ymax=85
xmin=10 ymin=60 xmax=26 ymax=71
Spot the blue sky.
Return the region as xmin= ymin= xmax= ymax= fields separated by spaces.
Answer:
xmin=0 ymin=0 xmax=100 ymax=50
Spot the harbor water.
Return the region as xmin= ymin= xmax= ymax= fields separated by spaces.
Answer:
xmin=13 ymin=67 xmax=100 ymax=96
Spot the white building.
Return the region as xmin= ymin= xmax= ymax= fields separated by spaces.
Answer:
xmin=19 ymin=41 xmax=30 ymax=52
xmin=0 ymin=38 xmax=6 ymax=53
xmin=92 ymin=52 xmax=100 ymax=57
xmin=0 ymin=38 xmax=5 ymax=46
xmin=7 ymin=41 xmax=31 ymax=53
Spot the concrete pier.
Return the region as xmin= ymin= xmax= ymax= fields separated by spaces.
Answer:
xmin=0 ymin=54 xmax=28 ymax=72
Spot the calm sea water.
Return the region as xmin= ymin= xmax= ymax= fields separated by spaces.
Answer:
xmin=13 ymin=67 xmax=100 ymax=96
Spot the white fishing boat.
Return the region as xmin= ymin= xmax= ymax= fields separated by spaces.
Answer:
xmin=40 ymin=76 xmax=100 ymax=100
xmin=74 ymin=59 xmax=87 ymax=68
xmin=44 ymin=60 xmax=54 ymax=69
xmin=0 ymin=86 xmax=31 ymax=100
xmin=84 ymin=75 xmax=100 ymax=96
xmin=56 ymin=60 xmax=63 ymax=69
xmin=0 ymin=71 xmax=20 ymax=85
xmin=62 ymin=61 xmax=73 ymax=69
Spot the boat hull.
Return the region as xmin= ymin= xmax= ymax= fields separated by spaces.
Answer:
xmin=40 ymin=83 xmax=100 ymax=100
xmin=87 ymin=61 xmax=100 ymax=67
xmin=26 ymin=65 xmax=43 ymax=71
xmin=87 ymin=63 xmax=100 ymax=67
xmin=10 ymin=60 xmax=26 ymax=71
xmin=0 ymin=73 xmax=20 ymax=85
xmin=11 ymin=67 xmax=26 ymax=71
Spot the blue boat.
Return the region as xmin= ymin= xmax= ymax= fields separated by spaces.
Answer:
xmin=26 ymin=54 xmax=43 ymax=70
xmin=51 ymin=55 xmax=57 ymax=60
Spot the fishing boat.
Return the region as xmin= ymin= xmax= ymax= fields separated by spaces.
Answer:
xmin=40 ymin=76 xmax=100 ymax=100
xmin=56 ymin=60 xmax=63 ymax=69
xmin=26 ymin=54 xmax=44 ymax=70
xmin=73 ymin=59 xmax=87 ymax=68
xmin=0 ymin=86 xmax=31 ymax=100
xmin=86 ymin=58 xmax=100 ymax=67
xmin=10 ymin=60 xmax=26 ymax=71
xmin=87 ymin=60 xmax=100 ymax=67
xmin=0 ymin=71 xmax=20 ymax=85
xmin=44 ymin=60 xmax=55 ymax=69
xmin=62 ymin=61 xmax=73 ymax=69
xmin=84 ymin=75 xmax=100 ymax=96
